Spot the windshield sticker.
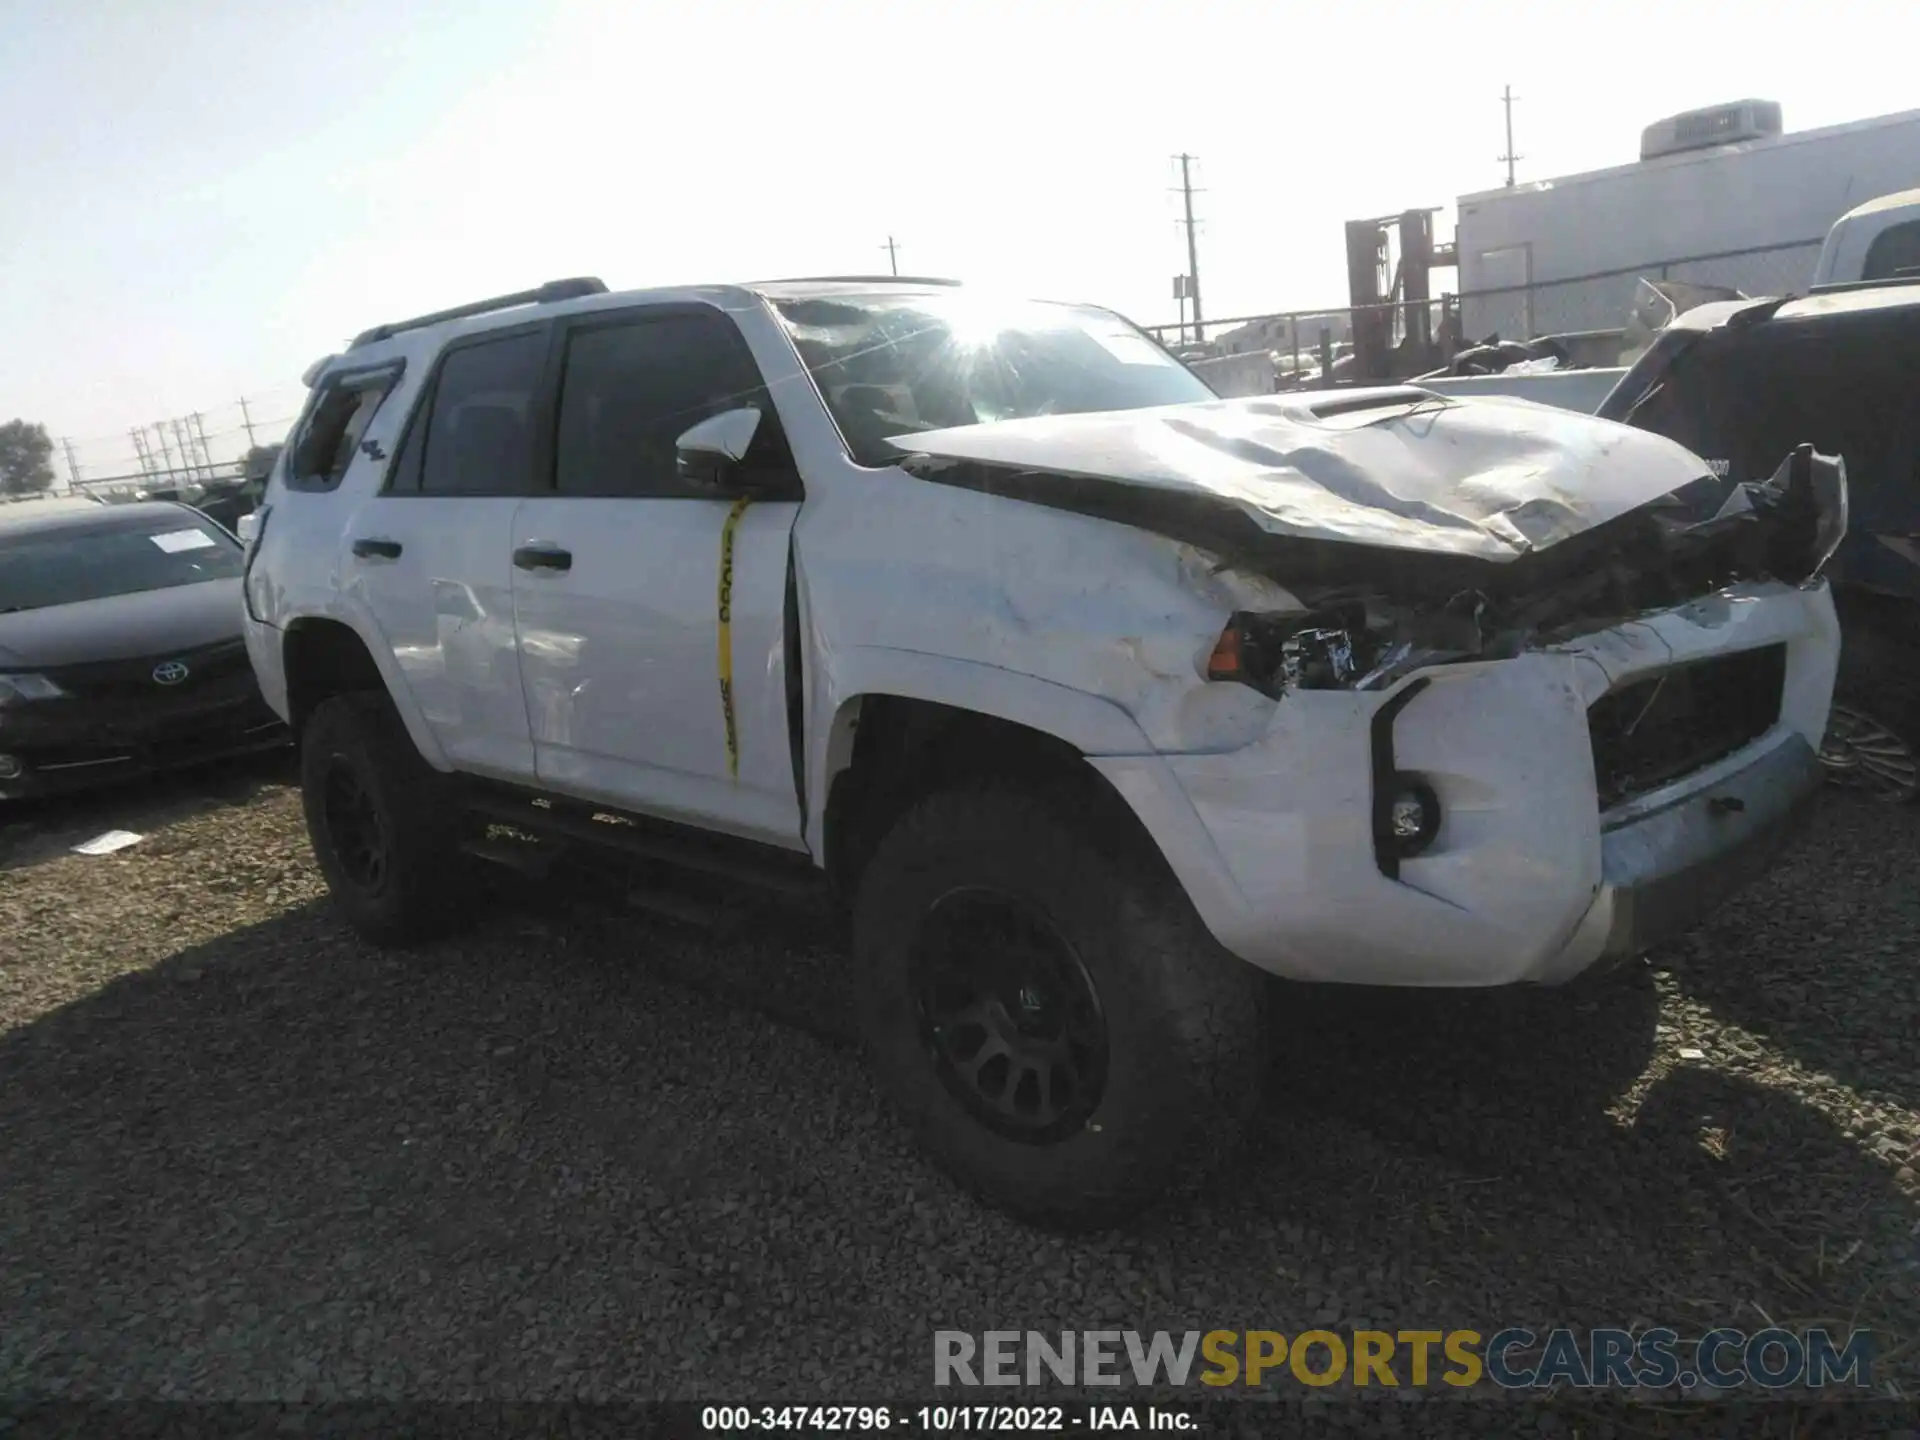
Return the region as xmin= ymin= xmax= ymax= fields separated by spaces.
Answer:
xmin=150 ymin=528 xmax=218 ymax=554
xmin=1089 ymin=330 xmax=1172 ymax=366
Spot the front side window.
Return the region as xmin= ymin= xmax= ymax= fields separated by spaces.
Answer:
xmin=418 ymin=330 xmax=548 ymax=495
xmin=769 ymin=292 xmax=1216 ymax=466
xmin=554 ymin=312 xmax=785 ymax=498
xmin=0 ymin=512 xmax=245 ymax=613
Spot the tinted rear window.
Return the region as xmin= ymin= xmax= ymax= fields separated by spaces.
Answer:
xmin=420 ymin=331 xmax=547 ymax=495
xmin=0 ymin=513 xmax=244 ymax=612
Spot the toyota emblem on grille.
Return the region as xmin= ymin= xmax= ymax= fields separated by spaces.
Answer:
xmin=152 ymin=660 xmax=190 ymax=686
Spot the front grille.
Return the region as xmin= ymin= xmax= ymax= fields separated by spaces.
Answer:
xmin=44 ymin=637 xmax=253 ymax=705
xmin=1588 ymin=644 xmax=1786 ymax=810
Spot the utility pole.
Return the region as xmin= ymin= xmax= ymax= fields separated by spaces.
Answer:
xmin=882 ymin=235 xmax=901 ymax=276
xmin=190 ymin=412 xmax=216 ymax=477
xmin=1499 ymin=85 xmax=1522 ymax=187
xmin=239 ymin=396 xmax=259 ymax=449
xmin=1173 ymin=154 xmax=1204 ymax=341
xmin=152 ymin=422 xmax=178 ymax=477
xmin=172 ymin=420 xmax=197 ymax=482
xmin=61 ymin=439 xmax=82 ymax=491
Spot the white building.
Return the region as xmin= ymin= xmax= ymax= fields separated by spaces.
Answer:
xmin=1456 ymin=102 xmax=1920 ymax=340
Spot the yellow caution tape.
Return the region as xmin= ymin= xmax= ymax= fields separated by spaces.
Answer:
xmin=716 ymin=496 xmax=752 ymax=779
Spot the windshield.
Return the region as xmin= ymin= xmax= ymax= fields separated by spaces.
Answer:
xmin=0 ymin=511 xmax=244 ymax=613
xmin=770 ymin=293 xmax=1217 ymax=466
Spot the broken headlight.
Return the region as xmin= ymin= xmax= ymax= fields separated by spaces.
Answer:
xmin=1206 ymin=595 xmax=1487 ymax=699
xmin=1206 ymin=608 xmax=1377 ymax=698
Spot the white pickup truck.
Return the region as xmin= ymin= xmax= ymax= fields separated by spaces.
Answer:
xmin=242 ymin=276 xmax=1844 ymax=1226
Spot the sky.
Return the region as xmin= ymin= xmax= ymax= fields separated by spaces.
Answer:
xmin=2 ymin=0 xmax=1915 ymax=481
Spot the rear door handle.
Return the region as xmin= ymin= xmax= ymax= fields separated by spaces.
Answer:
xmin=513 ymin=543 xmax=573 ymax=573
xmin=351 ymin=537 xmax=403 ymax=560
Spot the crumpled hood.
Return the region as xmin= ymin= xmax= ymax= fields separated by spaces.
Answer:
xmin=893 ymin=388 xmax=1714 ymax=561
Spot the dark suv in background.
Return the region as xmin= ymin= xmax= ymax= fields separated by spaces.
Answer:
xmin=1600 ymin=279 xmax=1920 ymax=802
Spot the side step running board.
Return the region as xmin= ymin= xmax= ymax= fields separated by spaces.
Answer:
xmin=464 ymin=789 xmax=824 ymax=899
xmin=458 ymin=833 xmax=558 ymax=879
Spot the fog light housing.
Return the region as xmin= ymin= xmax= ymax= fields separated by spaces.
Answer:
xmin=0 ymin=754 xmax=23 ymax=781
xmin=1378 ymin=776 xmax=1441 ymax=860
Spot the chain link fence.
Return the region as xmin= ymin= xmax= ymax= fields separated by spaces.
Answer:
xmin=1460 ymin=239 xmax=1825 ymax=342
xmin=1146 ymin=238 xmax=1826 ymax=390
xmin=1145 ymin=299 xmax=1459 ymax=391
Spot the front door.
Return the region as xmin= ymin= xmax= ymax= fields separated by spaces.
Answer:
xmin=509 ymin=306 xmax=805 ymax=848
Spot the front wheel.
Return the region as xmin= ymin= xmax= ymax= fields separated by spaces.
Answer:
xmin=853 ymin=784 xmax=1268 ymax=1229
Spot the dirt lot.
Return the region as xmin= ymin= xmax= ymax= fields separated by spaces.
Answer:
xmin=1 ymin=758 xmax=1917 ymax=1414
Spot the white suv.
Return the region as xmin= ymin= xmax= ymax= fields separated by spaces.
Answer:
xmin=243 ymin=274 xmax=1845 ymax=1226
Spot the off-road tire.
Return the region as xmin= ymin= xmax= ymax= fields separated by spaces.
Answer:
xmin=1826 ymin=624 xmax=1920 ymax=804
xmin=299 ymin=692 xmax=476 ymax=945
xmin=853 ymin=783 xmax=1268 ymax=1230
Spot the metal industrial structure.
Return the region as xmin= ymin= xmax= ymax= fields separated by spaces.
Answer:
xmin=1152 ymin=100 xmax=1920 ymax=394
xmin=1454 ymin=102 xmax=1920 ymax=339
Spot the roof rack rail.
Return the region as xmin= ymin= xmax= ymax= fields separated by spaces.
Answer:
xmin=1806 ymin=273 xmax=1920 ymax=296
xmin=349 ymin=276 xmax=610 ymax=348
xmin=759 ymin=274 xmax=965 ymax=287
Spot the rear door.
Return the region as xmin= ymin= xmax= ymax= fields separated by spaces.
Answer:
xmin=344 ymin=323 xmax=549 ymax=781
xmin=508 ymin=304 xmax=806 ymax=847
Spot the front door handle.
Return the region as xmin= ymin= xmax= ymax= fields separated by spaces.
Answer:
xmin=513 ymin=543 xmax=573 ymax=573
xmin=351 ymin=537 xmax=403 ymax=560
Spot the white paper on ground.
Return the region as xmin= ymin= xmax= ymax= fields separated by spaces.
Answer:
xmin=150 ymin=529 xmax=217 ymax=554
xmin=72 ymin=829 xmax=145 ymax=856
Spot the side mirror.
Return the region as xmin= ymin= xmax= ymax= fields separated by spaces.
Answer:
xmin=676 ymin=407 xmax=763 ymax=492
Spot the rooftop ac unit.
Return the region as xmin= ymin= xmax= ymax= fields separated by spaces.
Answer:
xmin=1640 ymin=100 xmax=1783 ymax=161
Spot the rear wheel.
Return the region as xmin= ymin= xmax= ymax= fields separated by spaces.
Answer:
xmin=1821 ymin=626 xmax=1920 ymax=804
xmin=299 ymin=692 xmax=476 ymax=945
xmin=853 ymin=784 xmax=1267 ymax=1229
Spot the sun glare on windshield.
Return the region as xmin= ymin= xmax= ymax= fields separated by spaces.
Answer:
xmin=934 ymin=294 xmax=1066 ymax=351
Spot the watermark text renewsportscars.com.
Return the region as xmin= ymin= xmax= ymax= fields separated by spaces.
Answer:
xmin=934 ymin=1328 xmax=1874 ymax=1391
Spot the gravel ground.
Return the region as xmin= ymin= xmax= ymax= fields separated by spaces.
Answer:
xmin=1 ymin=759 xmax=1917 ymax=1421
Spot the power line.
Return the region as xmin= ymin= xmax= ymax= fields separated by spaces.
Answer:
xmin=63 ymin=391 xmax=305 ymax=449
xmin=1499 ymin=85 xmax=1523 ymax=187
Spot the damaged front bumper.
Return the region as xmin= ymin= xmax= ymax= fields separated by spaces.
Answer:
xmin=1091 ymin=578 xmax=1838 ymax=987
xmin=1594 ymin=731 xmax=1822 ymax=966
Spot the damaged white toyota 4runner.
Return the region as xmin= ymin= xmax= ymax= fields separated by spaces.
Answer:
xmin=242 ymin=277 xmax=1845 ymax=1227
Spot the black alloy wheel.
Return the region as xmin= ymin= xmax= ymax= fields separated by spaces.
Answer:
xmin=321 ymin=757 xmax=392 ymax=892
xmin=913 ymin=887 xmax=1109 ymax=1145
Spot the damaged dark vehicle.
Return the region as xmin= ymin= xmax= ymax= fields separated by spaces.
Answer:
xmin=1599 ymin=277 xmax=1920 ymax=801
